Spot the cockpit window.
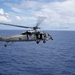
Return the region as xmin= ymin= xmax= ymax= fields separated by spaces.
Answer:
xmin=21 ymin=32 xmax=26 ymax=35
xmin=21 ymin=31 xmax=32 ymax=35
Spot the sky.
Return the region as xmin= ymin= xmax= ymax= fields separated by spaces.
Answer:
xmin=0 ymin=0 xmax=75 ymax=30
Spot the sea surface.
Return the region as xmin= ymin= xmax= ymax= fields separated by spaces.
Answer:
xmin=0 ymin=30 xmax=75 ymax=75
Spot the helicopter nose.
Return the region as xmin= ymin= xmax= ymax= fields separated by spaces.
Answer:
xmin=50 ymin=36 xmax=53 ymax=40
xmin=48 ymin=34 xmax=53 ymax=40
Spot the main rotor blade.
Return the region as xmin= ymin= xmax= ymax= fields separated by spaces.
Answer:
xmin=36 ymin=17 xmax=46 ymax=27
xmin=0 ymin=23 xmax=33 ymax=29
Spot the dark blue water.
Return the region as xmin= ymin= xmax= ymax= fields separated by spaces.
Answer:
xmin=0 ymin=30 xmax=75 ymax=75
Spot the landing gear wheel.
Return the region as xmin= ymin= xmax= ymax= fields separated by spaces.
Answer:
xmin=4 ymin=44 xmax=7 ymax=47
xmin=43 ymin=40 xmax=46 ymax=43
xmin=4 ymin=42 xmax=8 ymax=47
xmin=36 ymin=41 xmax=40 ymax=44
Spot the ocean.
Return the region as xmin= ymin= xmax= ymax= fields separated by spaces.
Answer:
xmin=0 ymin=30 xmax=75 ymax=75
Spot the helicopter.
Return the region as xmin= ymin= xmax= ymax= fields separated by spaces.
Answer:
xmin=0 ymin=17 xmax=53 ymax=47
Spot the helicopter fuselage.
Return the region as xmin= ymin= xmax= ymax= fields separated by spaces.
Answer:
xmin=0 ymin=30 xmax=53 ymax=43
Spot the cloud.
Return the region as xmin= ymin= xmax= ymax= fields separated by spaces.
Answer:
xmin=0 ymin=8 xmax=4 ymax=15
xmin=32 ymin=0 xmax=75 ymax=29
xmin=21 ymin=1 xmax=37 ymax=8
xmin=16 ymin=16 xmax=22 ymax=20
xmin=1 ymin=0 xmax=75 ymax=30
xmin=12 ymin=7 xmax=22 ymax=13
xmin=0 ymin=8 xmax=11 ymax=22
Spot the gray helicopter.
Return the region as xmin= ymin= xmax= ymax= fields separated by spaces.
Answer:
xmin=0 ymin=18 xmax=53 ymax=47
